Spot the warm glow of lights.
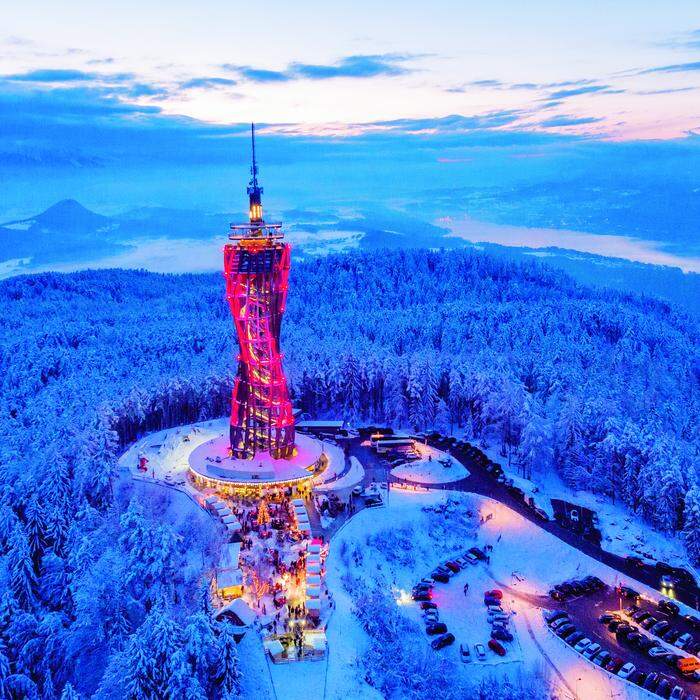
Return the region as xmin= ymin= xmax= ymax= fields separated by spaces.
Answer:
xmin=393 ymin=588 xmax=412 ymax=606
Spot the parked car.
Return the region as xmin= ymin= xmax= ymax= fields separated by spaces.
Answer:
xmin=469 ymin=547 xmax=487 ymax=561
xmin=544 ymin=610 xmax=568 ymax=623
xmin=656 ymin=678 xmax=672 ymax=698
xmin=445 ymin=560 xmax=461 ymax=574
xmin=641 ymin=616 xmax=659 ymax=630
xmin=485 ymin=589 xmax=503 ymax=600
xmin=684 ymin=615 xmax=700 ymax=630
xmin=608 ymin=619 xmax=624 ymax=632
xmin=618 ymin=662 xmax=636 ymax=679
xmin=605 ymin=656 xmax=624 ymax=673
xmin=557 ymin=623 xmax=576 ymax=638
xmin=550 ymin=617 xmax=571 ymax=630
xmin=632 ymin=611 xmax=651 ymax=623
xmin=431 ymin=632 xmax=455 ymax=650
xmin=412 ymin=591 xmax=432 ymax=601
xmin=573 ymin=637 xmax=591 ymax=653
xmin=431 ymin=572 xmax=450 ymax=584
xmin=564 ymin=630 xmax=585 ymax=646
xmin=659 ymin=600 xmax=680 ymax=618
xmin=474 ymin=643 xmax=487 ymax=660
xmin=593 ymin=650 xmax=611 ymax=667
xmin=676 ymin=633 xmax=694 ymax=649
xmin=663 ymin=654 xmax=683 ymax=668
xmin=488 ymin=639 xmax=506 ymax=656
xmin=426 ymin=622 xmax=447 ymax=635
xmin=663 ymin=628 xmax=681 ymax=644
xmin=582 ymin=642 xmax=601 ymax=659
xmin=459 ymin=643 xmax=471 ymax=662
xmin=599 ymin=613 xmax=620 ymax=624
xmin=643 ymin=673 xmax=660 ymax=691
xmin=625 ymin=605 xmax=640 ymax=615
xmin=420 ymin=601 xmax=437 ymax=610
xmin=464 ymin=552 xmax=479 ymax=565
xmin=620 ymin=586 xmax=640 ymax=599
xmin=626 ymin=633 xmax=644 ymax=648
xmin=651 ymin=620 xmax=671 ymax=635
xmin=631 ymin=670 xmax=647 ymax=686
xmin=491 ymin=627 xmax=513 ymax=642
xmin=648 ymin=646 xmax=669 ymax=658
xmin=670 ymin=687 xmax=685 ymax=700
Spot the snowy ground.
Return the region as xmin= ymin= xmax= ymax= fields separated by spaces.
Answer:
xmin=479 ymin=443 xmax=696 ymax=574
xmin=320 ymin=488 xmax=651 ymax=699
xmin=315 ymin=455 xmax=365 ymax=493
xmin=390 ymin=443 xmax=469 ymax=484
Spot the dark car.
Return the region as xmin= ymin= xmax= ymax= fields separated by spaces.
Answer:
xmin=412 ymin=583 xmax=432 ymax=593
xmin=420 ymin=601 xmax=437 ymax=610
xmin=684 ymin=615 xmax=700 ymax=630
xmin=627 ymin=556 xmax=645 ymax=568
xmin=431 ymin=572 xmax=450 ymax=583
xmin=659 ymin=600 xmax=680 ymax=618
xmin=445 ymin=561 xmax=461 ymax=574
xmin=608 ymin=619 xmax=625 ymax=632
xmin=491 ymin=627 xmax=514 ymax=642
xmin=557 ymin=623 xmax=576 ymax=638
xmin=641 ymin=616 xmax=658 ymax=630
xmin=638 ymin=637 xmax=659 ymax=652
xmin=431 ymin=633 xmax=455 ymax=650
xmin=545 ymin=610 xmax=568 ymax=623
xmin=605 ymin=657 xmax=624 ymax=673
xmin=568 ymin=582 xmax=586 ymax=596
xmin=643 ymin=673 xmax=659 ymax=691
xmin=632 ymin=611 xmax=651 ymax=623
xmin=626 ymin=633 xmax=644 ymax=648
xmin=663 ymin=654 xmax=682 ymax=668
xmin=599 ymin=613 xmax=619 ymax=624
xmin=488 ymin=639 xmax=506 ymax=656
xmin=620 ymin=586 xmax=640 ymax=599
xmin=631 ymin=670 xmax=647 ymax=686
xmin=469 ymin=547 xmax=487 ymax=561
xmin=565 ymin=631 xmax=586 ymax=646
xmin=656 ymin=678 xmax=672 ymax=698
xmin=549 ymin=589 xmax=568 ymax=601
xmin=426 ymin=622 xmax=448 ymax=635
xmin=663 ymin=628 xmax=681 ymax=644
xmin=583 ymin=575 xmax=605 ymax=590
xmin=412 ymin=591 xmax=432 ymax=601
xmin=593 ymin=650 xmax=611 ymax=667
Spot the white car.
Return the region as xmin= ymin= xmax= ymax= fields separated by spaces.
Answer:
xmin=474 ymin=643 xmax=486 ymax=661
xmin=551 ymin=617 xmax=571 ymax=630
xmin=459 ymin=643 xmax=471 ymax=663
xmin=582 ymin=642 xmax=601 ymax=659
xmin=676 ymin=632 xmax=693 ymax=649
xmin=464 ymin=553 xmax=479 ymax=565
xmin=618 ymin=662 xmax=636 ymax=679
xmin=573 ymin=637 xmax=591 ymax=653
xmin=648 ymin=646 xmax=668 ymax=657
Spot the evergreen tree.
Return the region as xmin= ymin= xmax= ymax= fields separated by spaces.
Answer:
xmin=682 ymin=485 xmax=700 ymax=564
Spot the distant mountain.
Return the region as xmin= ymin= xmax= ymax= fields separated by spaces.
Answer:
xmin=2 ymin=199 xmax=697 ymax=316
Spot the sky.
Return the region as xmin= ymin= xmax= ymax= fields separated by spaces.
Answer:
xmin=2 ymin=0 xmax=700 ymax=140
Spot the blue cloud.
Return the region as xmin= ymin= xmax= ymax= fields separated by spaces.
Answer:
xmin=538 ymin=115 xmax=603 ymax=127
xmin=638 ymin=61 xmax=700 ymax=75
xmin=225 ymin=54 xmax=417 ymax=83
xmin=223 ymin=65 xmax=290 ymax=83
xmin=5 ymin=69 xmax=100 ymax=82
xmin=547 ymin=84 xmax=620 ymax=99
xmin=179 ymin=77 xmax=237 ymax=89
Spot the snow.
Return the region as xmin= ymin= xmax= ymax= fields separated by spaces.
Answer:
xmin=315 ymin=455 xmax=365 ymax=492
xmin=318 ymin=487 xmax=658 ymax=698
xmin=480 ymin=442 xmax=696 ymax=574
xmin=391 ymin=444 xmax=469 ymax=484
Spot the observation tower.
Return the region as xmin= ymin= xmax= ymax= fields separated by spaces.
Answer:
xmin=224 ymin=124 xmax=295 ymax=460
xmin=188 ymin=125 xmax=324 ymax=496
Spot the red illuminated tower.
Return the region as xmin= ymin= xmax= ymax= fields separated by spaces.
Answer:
xmin=224 ymin=124 xmax=295 ymax=459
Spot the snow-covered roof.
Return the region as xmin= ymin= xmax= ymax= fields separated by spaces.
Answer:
xmin=213 ymin=501 xmax=228 ymax=512
xmin=306 ymin=575 xmax=321 ymax=586
xmin=306 ymin=599 xmax=321 ymax=610
xmin=296 ymin=420 xmax=344 ymax=428
xmin=216 ymin=597 xmax=256 ymax=626
xmin=221 ymin=514 xmax=238 ymax=525
xmin=306 ymin=585 xmax=321 ymax=598
xmin=291 ymin=499 xmax=305 ymax=507
xmin=216 ymin=568 xmax=243 ymax=590
xmin=298 ymin=523 xmax=311 ymax=532
xmin=265 ymin=638 xmax=285 ymax=657
xmin=308 ymin=634 xmax=326 ymax=650
xmin=220 ymin=542 xmax=241 ymax=569
xmin=226 ymin=521 xmax=242 ymax=532
xmin=308 ymin=544 xmax=322 ymax=554
xmin=307 ymin=564 xmax=321 ymax=574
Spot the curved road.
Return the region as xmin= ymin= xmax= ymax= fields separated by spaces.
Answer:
xmin=347 ymin=438 xmax=700 ymax=612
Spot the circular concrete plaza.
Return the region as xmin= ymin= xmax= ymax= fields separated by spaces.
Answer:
xmin=188 ymin=432 xmax=325 ymax=491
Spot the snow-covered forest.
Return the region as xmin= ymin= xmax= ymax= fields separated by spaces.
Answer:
xmin=0 ymin=247 xmax=698 ymax=696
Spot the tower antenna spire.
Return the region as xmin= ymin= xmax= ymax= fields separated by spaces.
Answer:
xmin=250 ymin=122 xmax=258 ymax=187
xmin=246 ymin=122 xmax=264 ymax=223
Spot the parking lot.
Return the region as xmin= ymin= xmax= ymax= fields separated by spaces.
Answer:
xmin=548 ymin=582 xmax=700 ymax=697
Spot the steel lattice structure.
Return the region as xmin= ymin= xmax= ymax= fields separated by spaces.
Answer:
xmin=224 ymin=125 xmax=295 ymax=459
